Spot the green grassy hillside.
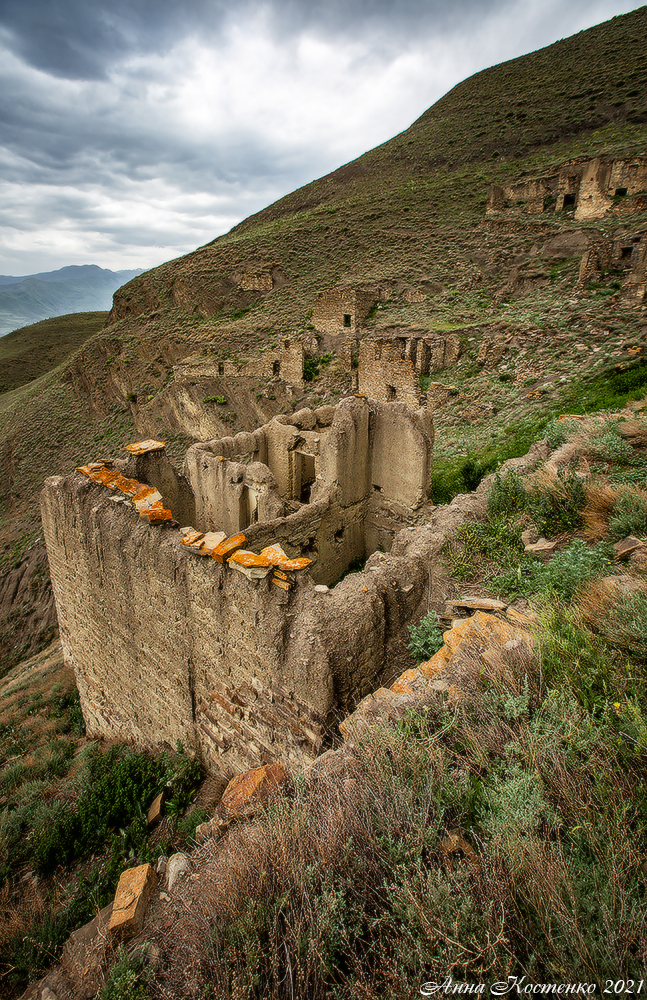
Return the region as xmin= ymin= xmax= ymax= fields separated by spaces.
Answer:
xmin=0 ymin=312 xmax=108 ymax=395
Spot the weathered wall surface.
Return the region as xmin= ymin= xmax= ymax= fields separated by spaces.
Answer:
xmin=487 ymin=156 xmax=647 ymax=220
xmin=355 ymin=335 xmax=462 ymax=408
xmin=42 ymin=397 xmax=439 ymax=777
xmin=41 ymin=475 xmax=333 ymax=775
xmin=174 ymin=338 xmax=304 ymax=387
xmin=575 ymin=227 xmax=647 ymax=305
xmin=312 ymin=287 xmax=377 ymax=337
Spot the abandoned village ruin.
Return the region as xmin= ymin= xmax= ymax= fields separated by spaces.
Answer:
xmin=41 ymin=396 xmax=435 ymax=776
xmin=40 ymin=153 xmax=647 ymax=780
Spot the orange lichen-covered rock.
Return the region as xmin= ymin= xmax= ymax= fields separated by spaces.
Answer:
xmin=390 ymin=667 xmax=422 ymax=696
xmin=125 ymin=439 xmax=166 ymax=454
xmin=212 ymin=533 xmax=246 ymax=563
xmin=180 ymin=529 xmax=205 ymax=548
xmin=140 ymin=501 xmax=173 ymax=525
xmin=260 ymin=545 xmax=312 ymax=572
xmin=279 ymin=557 xmax=312 ymax=571
xmin=228 ymin=550 xmax=271 ymax=568
xmin=109 ymin=863 xmax=156 ymax=943
xmin=229 ymin=549 xmax=272 ymax=580
xmin=219 ymin=763 xmax=288 ymax=820
xmin=260 ymin=544 xmax=289 ymax=565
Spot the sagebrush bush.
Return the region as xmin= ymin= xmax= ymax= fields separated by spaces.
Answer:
xmin=152 ymin=682 xmax=647 ymax=997
xmin=407 ymin=612 xmax=444 ymax=662
xmin=609 ymin=487 xmax=647 ymax=539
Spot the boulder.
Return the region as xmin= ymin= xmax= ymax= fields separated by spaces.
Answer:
xmin=109 ymin=864 xmax=156 ymax=943
xmin=166 ymin=852 xmax=191 ymax=891
xmin=147 ymin=791 xmax=166 ymax=827
xmin=613 ymin=535 xmax=644 ymax=560
xmin=219 ymin=762 xmax=288 ymax=820
xmin=61 ymin=904 xmax=112 ymax=999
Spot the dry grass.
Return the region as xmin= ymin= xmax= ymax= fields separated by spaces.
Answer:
xmin=147 ymin=658 xmax=647 ymax=996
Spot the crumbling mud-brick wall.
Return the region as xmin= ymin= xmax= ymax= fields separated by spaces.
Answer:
xmin=184 ymin=397 xmax=434 ymax=582
xmin=41 ymin=398 xmax=434 ymax=776
xmin=487 ymin=156 xmax=647 ymax=220
xmin=174 ymin=338 xmax=304 ymax=387
xmin=575 ymin=228 xmax=647 ymax=305
xmin=312 ymin=287 xmax=377 ymax=337
xmin=355 ymin=334 xmax=462 ymax=407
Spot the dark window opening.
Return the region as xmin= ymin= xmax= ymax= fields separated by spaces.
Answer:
xmin=621 ymin=247 xmax=633 ymax=259
xmin=218 ymin=362 xmax=224 ymax=376
xmin=272 ymin=360 xmax=281 ymax=376
xmin=343 ymin=314 xmax=352 ymax=327
xmin=373 ymin=484 xmax=383 ymax=493
xmin=386 ymin=385 xmax=397 ymax=401
xmin=563 ymin=193 xmax=576 ymax=210
xmin=615 ymin=187 xmax=628 ymax=197
xmin=334 ymin=527 xmax=345 ymax=542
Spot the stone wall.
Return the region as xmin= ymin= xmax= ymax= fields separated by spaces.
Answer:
xmin=312 ymin=287 xmax=377 ymax=337
xmin=174 ymin=339 xmax=304 ymax=387
xmin=487 ymin=156 xmax=647 ymax=220
xmin=42 ymin=398 xmax=434 ymax=776
xmin=575 ymin=227 xmax=647 ymax=305
xmin=355 ymin=334 xmax=462 ymax=408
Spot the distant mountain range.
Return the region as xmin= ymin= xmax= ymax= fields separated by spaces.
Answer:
xmin=0 ymin=264 xmax=144 ymax=337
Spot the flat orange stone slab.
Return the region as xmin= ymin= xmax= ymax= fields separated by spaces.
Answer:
xmin=181 ymin=529 xmax=206 ymax=547
xmin=125 ymin=439 xmax=166 ymax=454
xmin=229 ymin=550 xmax=271 ymax=568
xmin=261 ymin=545 xmax=311 ymax=572
xmin=260 ymin=544 xmax=288 ymax=565
xmin=109 ymin=863 xmax=156 ymax=943
xmin=140 ymin=501 xmax=173 ymax=524
xmin=278 ymin=557 xmax=311 ymax=571
xmin=272 ymin=578 xmax=292 ymax=591
xmin=212 ymin=533 xmax=246 ymax=563
xmin=112 ymin=474 xmax=140 ymax=495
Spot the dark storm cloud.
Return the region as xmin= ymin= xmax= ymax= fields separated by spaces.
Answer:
xmin=0 ymin=0 xmax=510 ymax=80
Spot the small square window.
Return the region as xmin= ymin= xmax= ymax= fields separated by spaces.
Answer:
xmin=343 ymin=314 xmax=352 ymax=327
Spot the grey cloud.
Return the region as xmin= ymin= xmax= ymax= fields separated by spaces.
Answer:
xmin=0 ymin=0 xmax=549 ymax=80
xmin=0 ymin=0 xmax=643 ymax=277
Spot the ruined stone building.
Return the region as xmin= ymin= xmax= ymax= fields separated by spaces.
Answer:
xmin=338 ymin=333 xmax=462 ymax=408
xmin=41 ymin=397 xmax=433 ymax=777
xmin=487 ymin=155 xmax=647 ymax=220
xmin=174 ymin=338 xmax=305 ymax=387
xmin=312 ymin=286 xmax=380 ymax=336
xmin=575 ymin=228 xmax=647 ymax=305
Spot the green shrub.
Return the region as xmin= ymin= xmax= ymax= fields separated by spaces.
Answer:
xmin=487 ymin=467 xmax=527 ymax=517
xmin=407 ymin=612 xmax=444 ymax=663
xmin=609 ymin=489 xmax=647 ymax=539
xmin=526 ymin=463 xmax=587 ymax=536
xmin=444 ymin=515 xmax=525 ymax=582
xmin=536 ymin=604 xmax=620 ymax=712
xmin=303 ymin=354 xmax=331 ymax=382
xmin=31 ymin=743 xmax=200 ymax=875
xmin=493 ymin=540 xmax=611 ymax=601
xmin=99 ymin=946 xmax=150 ymax=1000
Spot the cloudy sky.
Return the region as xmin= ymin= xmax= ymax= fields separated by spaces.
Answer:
xmin=0 ymin=0 xmax=643 ymax=276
